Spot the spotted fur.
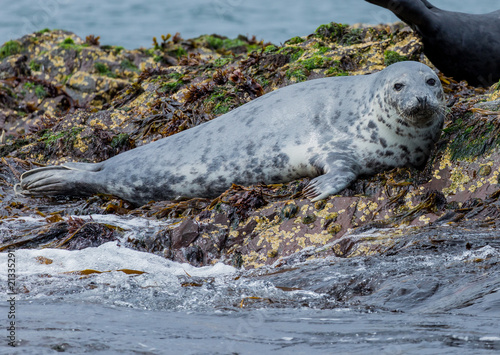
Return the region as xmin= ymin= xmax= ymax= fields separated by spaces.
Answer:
xmin=15 ymin=61 xmax=445 ymax=205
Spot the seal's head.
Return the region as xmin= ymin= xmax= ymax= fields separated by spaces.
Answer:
xmin=379 ymin=61 xmax=445 ymax=128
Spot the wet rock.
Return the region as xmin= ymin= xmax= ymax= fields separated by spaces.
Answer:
xmin=0 ymin=29 xmax=156 ymax=137
xmin=171 ymin=219 xmax=200 ymax=248
xmin=184 ymin=245 xmax=204 ymax=265
xmin=2 ymin=23 xmax=500 ymax=269
xmin=473 ymin=98 xmax=500 ymax=111
xmin=227 ymin=218 xmax=258 ymax=249
xmin=67 ymin=71 xmax=97 ymax=92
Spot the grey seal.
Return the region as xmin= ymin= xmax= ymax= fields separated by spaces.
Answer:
xmin=16 ymin=61 xmax=445 ymax=205
xmin=365 ymin=0 xmax=500 ymax=86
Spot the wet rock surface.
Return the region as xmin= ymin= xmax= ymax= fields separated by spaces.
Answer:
xmin=1 ymin=23 xmax=500 ymax=273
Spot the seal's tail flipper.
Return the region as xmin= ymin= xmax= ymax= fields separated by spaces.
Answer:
xmin=15 ymin=162 xmax=103 ymax=198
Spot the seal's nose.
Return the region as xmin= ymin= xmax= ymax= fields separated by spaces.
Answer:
xmin=417 ymin=96 xmax=428 ymax=108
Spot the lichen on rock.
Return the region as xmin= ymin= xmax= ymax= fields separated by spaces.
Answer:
xmin=2 ymin=24 xmax=500 ymax=269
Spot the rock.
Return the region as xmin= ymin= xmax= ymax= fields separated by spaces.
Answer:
xmin=0 ymin=29 xmax=156 ymax=137
xmin=473 ymin=99 xmax=500 ymax=111
xmin=2 ymin=24 xmax=500 ymax=269
xmin=171 ymin=219 xmax=200 ymax=249
xmin=67 ymin=71 xmax=97 ymax=92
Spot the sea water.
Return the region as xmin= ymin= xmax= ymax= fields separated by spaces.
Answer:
xmin=1 ymin=214 xmax=499 ymax=353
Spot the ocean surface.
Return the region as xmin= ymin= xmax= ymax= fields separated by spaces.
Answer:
xmin=1 ymin=215 xmax=499 ymax=354
xmin=1 ymin=0 xmax=499 ymax=48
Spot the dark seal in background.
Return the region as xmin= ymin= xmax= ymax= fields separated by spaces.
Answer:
xmin=365 ymin=0 xmax=500 ymax=86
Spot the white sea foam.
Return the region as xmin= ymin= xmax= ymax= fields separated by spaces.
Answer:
xmin=480 ymin=336 xmax=500 ymax=341
xmin=458 ymin=245 xmax=500 ymax=261
xmin=0 ymin=241 xmax=236 ymax=279
xmin=0 ymin=214 xmax=236 ymax=282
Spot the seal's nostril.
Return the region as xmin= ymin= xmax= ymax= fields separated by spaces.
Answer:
xmin=417 ymin=97 xmax=428 ymax=106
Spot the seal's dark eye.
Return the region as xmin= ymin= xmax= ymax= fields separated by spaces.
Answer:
xmin=427 ymin=78 xmax=436 ymax=86
xmin=394 ymin=83 xmax=404 ymax=91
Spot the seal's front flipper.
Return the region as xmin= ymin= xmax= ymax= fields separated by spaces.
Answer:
xmin=15 ymin=162 xmax=103 ymax=198
xmin=303 ymin=166 xmax=358 ymax=202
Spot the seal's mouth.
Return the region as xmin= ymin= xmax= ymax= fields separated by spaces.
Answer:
xmin=399 ymin=99 xmax=443 ymax=127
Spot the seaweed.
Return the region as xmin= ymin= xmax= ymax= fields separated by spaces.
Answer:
xmin=0 ymin=139 xmax=30 ymax=158
xmin=29 ymin=60 xmax=41 ymax=72
xmin=447 ymin=120 xmax=500 ymax=161
xmin=213 ymin=57 xmax=233 ymax=68
xmin=278 ymin=46 xmax=304 ymax=62
xmin=384 ymin=50 xmax=408 ymax=66
xmin=0 ymin=40 xmax=21 ymax=59
xmin=3 ymin=24 xmax=495 ymax=269
xmin=286 ymin=67 xmax=308 ymax=82
xmin=39 ymin=126 xmax=85 ymax=149
xmin=34 ymin=85 xmax=47 ymax=99
xmin=94 ymin=62 xmax=117 ymax=78
xmin=168 ymin=46 xmax=187 ymax=59
xmin=59 ymin=37 xmax=75 ymax=49
xmin=85 ymin=35 xmax=101 ymax=46
xmin=160 ymin=80 xmax=184 ymax=93
xmin=204 ymin=91 xmax=234 ymax=115
xmin=36 ymin=28 xmax=51 ymax=34
xmin=205 ymin=35 xmax=245 ymax=50
xmin=120 ymin=59 xmax=139 ymax=72
xmin=286 ymin=36 xmax=305 ymax=45
xmin=264 ymin=45 xmax=278 ymax=54
xmin=284 ymin=48 xmax=333 ymax=81
xmin=110 ymin=133 xmax=131 ymax=149
xmin=315 ymin=23 xmax=363 ymax=45
xmin=325 ymin=64 xmax=349 ymax=77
